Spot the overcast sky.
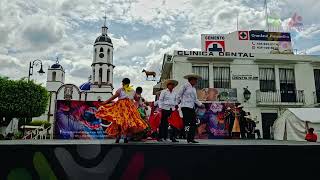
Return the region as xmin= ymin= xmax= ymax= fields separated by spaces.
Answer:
xmin=0 ymin=0 xmax=319 ymax=101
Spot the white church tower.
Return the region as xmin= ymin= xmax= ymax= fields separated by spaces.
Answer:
xmin=88 ymin=15 xmax=114 ymax=100
xmin=46 ymin=58 xmax=65 ymax=92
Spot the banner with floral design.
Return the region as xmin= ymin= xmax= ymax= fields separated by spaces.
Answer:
xmin=196 ymin=102 xmax=237 ymax=139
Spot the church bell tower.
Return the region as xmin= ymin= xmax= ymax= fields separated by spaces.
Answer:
xmin=91 ymin=14 xmax=114 ymax=90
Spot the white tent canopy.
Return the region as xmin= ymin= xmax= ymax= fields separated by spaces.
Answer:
xmin=273 ymin=108 xmax=320 ymax=142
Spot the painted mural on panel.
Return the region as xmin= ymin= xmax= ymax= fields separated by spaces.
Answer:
xmin=55 ymin=100 xmax=109 ymax=139
xmin=196 ymin=102 xmax=239 ymax=139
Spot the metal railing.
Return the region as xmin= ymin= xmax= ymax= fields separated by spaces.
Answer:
xmin=256 ymin=90 xmax=305 ymax=104
xmin=22 ymin=125 xmax=44 ymax=140
xmin=314 ymin=91 xmax=320 ymax=104
xmin=33 ymin=125 xmax=52 ymax=140
xmin=22 ymin=124 xmax=52 ymax=140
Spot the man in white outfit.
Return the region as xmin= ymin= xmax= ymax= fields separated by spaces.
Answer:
xmin=158 ymin=79 xmax=179 ymax=142
xmin=178 ymin=74 xmax=204 ymax=143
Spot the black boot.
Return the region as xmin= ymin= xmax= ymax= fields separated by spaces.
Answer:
xmin=115 ymin=136 xmax=120 ymax=143
xmin=171 ymin=138 xmax=179 ymax=143
xmin=170 ymin=126 xmax=178 ymax=142
xmin=187 ymin=126 xmax=199 ymax=143
xmin=187 ymin=140 xmax=199 ymax=143
xmin=185 ymin=126 xmax=190 ymax=142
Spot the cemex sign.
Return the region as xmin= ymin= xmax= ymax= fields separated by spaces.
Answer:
xmin=201 ymin=34 xmax=225 ymax=52
xmin=201 ymin=30 xmax=293 ymax=54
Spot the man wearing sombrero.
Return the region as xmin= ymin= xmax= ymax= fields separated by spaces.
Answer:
xmin=158 ymin=79 xmax=179 ymax=142
xmin=245 ymin=114 xmax=262 ymax=139
xmin=178 ymin=73 xmax=205 ymax=143
xmin=237 ymin=104 xmax=247 ymax=139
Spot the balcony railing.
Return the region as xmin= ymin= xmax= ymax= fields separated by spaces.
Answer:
xmin=256 ymin=90 xmax=305 ymax=105
xmin=314 ymin=91 xmax=320 ymax=104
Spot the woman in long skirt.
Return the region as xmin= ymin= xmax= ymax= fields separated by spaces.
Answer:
xmin=95 ymin=78 xmax=148 ymax=143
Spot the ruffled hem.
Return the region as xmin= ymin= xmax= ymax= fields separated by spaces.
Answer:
xmin=95 ymin=99 xmax=148 ymax=137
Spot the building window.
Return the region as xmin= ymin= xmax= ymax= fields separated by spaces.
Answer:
xmin=107 ymin=49 xmax=111 ymax=63
xmin=259 ymin=68 xmax=276 ymax=92
xmin=279 ymin=68 xmax=296 ymax=102
xmin=94 ymin=48 xmax=97 ymax=62
xmin=213 ymin=67 xmax=230 ymax=88
xmin=107 ymin=69 xmax=110 ymax=82
xmin=52 ymin=72 xmax=56 ymax=82
xmin=99 ymin=68 xmax=103 ymax=85
xmin=279 ymin=68 xmax=295 ymax=89
xmin=93 ymin=69 xmax=95 ymax=82
xmin=314 ymin=69 xmax=320 ymax=103
xmin=192 ymin=66 xmax=209 ymax=89
xmin=100 ymin=47 xmax=104 ymax=52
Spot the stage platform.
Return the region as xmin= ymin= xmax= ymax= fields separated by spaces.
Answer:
xmin=0 ymin=139 xmax=318 ymax=145
xmin=1 ymin=139 xmax=319 ymax=179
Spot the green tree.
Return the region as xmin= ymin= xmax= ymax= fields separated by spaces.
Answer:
xmin=0 ymin=78 xmax=49 ymax=120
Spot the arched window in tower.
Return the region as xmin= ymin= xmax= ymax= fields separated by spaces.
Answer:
xmin=99 ymin=47 xmax=104 ymax=58
xmin=94 ymin=48 xmax=97 ymax=62
xmin=107 ymin=69 xmax=110 ymax=83
xmin=99 ymin=68 xmax=103 ymax=87
xmin=52 ymin=72 xmax=56 ymax=81
xmin=93 ymin=69 xmax=95 ymax=82
xmin=107 ymin=49 xmax=111 ymax=63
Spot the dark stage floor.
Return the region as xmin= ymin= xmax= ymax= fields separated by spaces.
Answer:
xmin=1 ymin=139 xmax=319 ymax=179
xmin=0 ymin=139 xmax=318 ymax=145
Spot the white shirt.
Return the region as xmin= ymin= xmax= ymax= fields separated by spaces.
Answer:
xmin=177 ymin=82 xmax=202 ymax=108
xmin=159 ymin=88 xmax=178 ymax=111
xmin=117 ymin=88 xmax=134 ymax=100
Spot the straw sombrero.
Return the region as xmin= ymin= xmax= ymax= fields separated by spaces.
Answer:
xmin=163 ymin=79 xmax=178 ymax=88
xmin=183 ymin=73 xmax=202 ymax=80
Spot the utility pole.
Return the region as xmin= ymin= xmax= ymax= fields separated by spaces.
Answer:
xmin=237 ymin=13 xmax=239 ymax=31
xmin=264 ymin=0 xmax=269 ymax=32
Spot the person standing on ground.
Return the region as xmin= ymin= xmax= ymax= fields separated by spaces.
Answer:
xmin=158 ymin=79 xmax=179 ymax=142
xmin=135 ymin=87 xmax=146 ymax=119
xmin=95 ymin=78 xmax=148 ymax=143
xmin=305 ymin=128 xmax=318 ymax=142
xmin=225 ymin=107 xmax=235 ymax=138
xmin=245 ymin=115 xmax=262 ymax=139
xmin=237 ymin=105 xmax=247 ymax=139
xmin=178 ymin=74 xmax=205 ymax=143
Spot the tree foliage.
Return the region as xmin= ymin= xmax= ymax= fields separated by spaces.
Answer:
xmin=0 ymin=78 xmax=49 ymax=118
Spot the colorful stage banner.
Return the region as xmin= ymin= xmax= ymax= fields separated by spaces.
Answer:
xmin=196 ymin=102 xmax=238 ymax=139
xmin=54 ymin=100 xmax=109 ymax=139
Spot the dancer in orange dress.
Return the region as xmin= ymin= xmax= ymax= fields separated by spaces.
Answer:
xmin=232 ymin=107 xmax=241 ymax=139
xmin=95 ymin=78 xmax=148 ymax=143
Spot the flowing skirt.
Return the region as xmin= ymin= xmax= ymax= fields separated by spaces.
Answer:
xmin=95 ymin=99 xmax=148 ymax=137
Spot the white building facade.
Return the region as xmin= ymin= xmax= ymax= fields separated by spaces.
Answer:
xmin=157 ymin=49 xmax=320 ymax=139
